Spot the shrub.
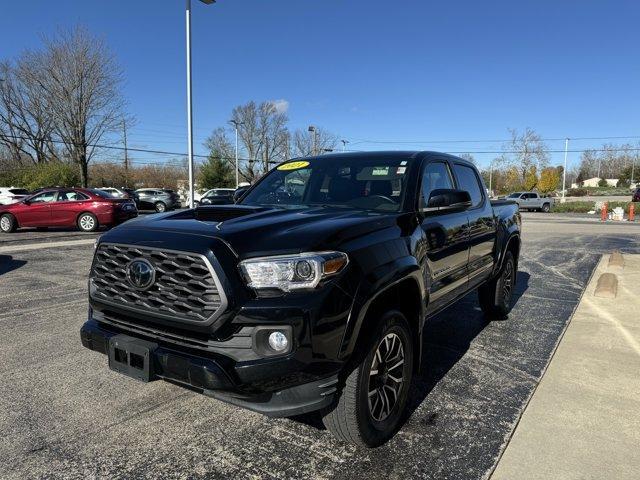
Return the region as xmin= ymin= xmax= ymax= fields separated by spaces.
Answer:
xmin=552 ymin=201 xmax=594 ymax=213
xmin=567 ymin=188 xmax=588 ymax=197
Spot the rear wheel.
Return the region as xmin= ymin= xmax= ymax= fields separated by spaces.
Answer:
xmin=479 ymin=250 xmax=515 ymax=320
xmin=77 ymin=213 xmax=98 ymax=232
xmin=0 ymin=213 xmax=17 ymax=233
xmin=322 ymin=310 xmax=413 ymax=447
xmin=154 ymin=201 xmax=166 ymax=213
xmin=541 ymin=202 xmax=550 ymax=213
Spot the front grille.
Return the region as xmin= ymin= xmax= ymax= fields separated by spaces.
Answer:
xmin=90 ymin=243 xmax=227 ymax=323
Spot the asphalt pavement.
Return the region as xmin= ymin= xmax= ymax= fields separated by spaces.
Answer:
xmin=1 ymin=215 xmax=639 ymax=480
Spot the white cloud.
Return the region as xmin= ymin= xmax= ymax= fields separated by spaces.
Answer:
xmin=271 ymin=99 xmax=290 ymax=113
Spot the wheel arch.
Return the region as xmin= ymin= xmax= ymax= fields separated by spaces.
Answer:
xmin=340 ymin=273 xmax=425 ymax=373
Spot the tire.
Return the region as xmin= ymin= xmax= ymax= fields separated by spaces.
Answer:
xmin=479 ymin=250 xmax=516 ymax=320
xmin=0 ymin=213 xmax=17 ymax=233
xmin=154 ymin=201 xmax=166 ymax=213
xmin=322 ymin=310 xmax=414 ymax=447
xmin=541 ymin=203 xmax=550 ymax=213
xmin=77 ymin=213 xmax=98 ymax=232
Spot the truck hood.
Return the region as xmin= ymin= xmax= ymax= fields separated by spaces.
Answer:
xmin=110 ymin=205 xmax=402 ymax=258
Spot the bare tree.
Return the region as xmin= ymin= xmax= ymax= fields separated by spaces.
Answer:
xmin=291 ymin=127 xmax=338 ymax=157
xmin=457 ymin=152 xmax=476 ymax=164
xmin=0 ymin=61 xmax=56 ymax=164
xmin=500 ymin=128 xmax=549 ymax=183
xmin=224 ymin=100 xmax=289 ymax=182
xmin=36 ymin=27 xmax=125 ymax=186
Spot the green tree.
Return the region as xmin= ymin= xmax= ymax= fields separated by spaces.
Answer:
xmin=199 ymin=153 xmax=234 ymax=190
xmin=598 ymin=177 xmax=608 ymax=187
xmin=21 ymin=161 xmax=80 ymax=190
xmin=524 ymin=166 xmax=538 ymax=191
xmin=538 ymin=167 xmax=560 ymax=193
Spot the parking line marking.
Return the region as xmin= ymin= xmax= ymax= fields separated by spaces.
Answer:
xmin=0 ymin=238 xmax=96 ymax=254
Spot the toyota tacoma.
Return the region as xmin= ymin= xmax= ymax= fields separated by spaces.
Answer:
xmin=81 ymin=152 xmax=521 ymax=447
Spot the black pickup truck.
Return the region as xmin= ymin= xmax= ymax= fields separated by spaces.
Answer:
xmin=81 ymin=152 xmax=520 ymax=447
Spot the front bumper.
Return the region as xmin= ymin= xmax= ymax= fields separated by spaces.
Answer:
xmin=80 ymin=319 xmax=338 ymax=417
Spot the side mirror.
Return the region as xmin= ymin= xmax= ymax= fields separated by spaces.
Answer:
xmin=424 ymin=189 xmax=472 ymax=212
xmin=233 ymin=187 xmax=249 ymax=203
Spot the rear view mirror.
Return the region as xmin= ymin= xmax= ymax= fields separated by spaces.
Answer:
xmin=424 ymin=189 xmax=472 ymax=212
xmin=233 ymin=187 xmax=249 ymax=203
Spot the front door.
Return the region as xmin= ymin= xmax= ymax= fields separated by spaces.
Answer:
xmin=19 ymin=191 xmax=56 ymax=226
xmin=419 ymin=159 xmax=470 ymax=314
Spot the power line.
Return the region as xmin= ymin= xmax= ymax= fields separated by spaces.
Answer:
xmin=349 ymin=135 xmax=640 ymax=146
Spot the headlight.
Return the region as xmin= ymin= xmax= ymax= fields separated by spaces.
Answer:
xmin=239 ymin=251 xmax=348 ymax=292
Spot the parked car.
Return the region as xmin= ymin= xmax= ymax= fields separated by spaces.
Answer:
xmin=81 ymin=152 xmax=521 ymax=447
xmin=0 ymin=187 xmax=30 ymax=205
xmin=135 ymin=188 xmax=181 ymax=212
xmin=99 ymin=187 xmax=140 ymax=207
xmin=197 ymin=188 xmax=236 ymax=206
xmin=507 ymin=191 xmax=553 ymax=212
xmin=632 ymin=187 xmax=640 ymax=202
xmin=0 ymin=188 xmax=138 ymax=233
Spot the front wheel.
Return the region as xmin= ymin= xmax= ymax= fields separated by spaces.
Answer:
xmin=322 ymin=310 xmax=413 ymax=447
xmin=0 ymin=213 xmax=17 ymax=233
xmin=77 ymin=213 xmax=98 ymax=232
xmin=479 ymin=250 xmax=516 ymax=320
xmin=154 ymin=201 xmax=166 ymax=213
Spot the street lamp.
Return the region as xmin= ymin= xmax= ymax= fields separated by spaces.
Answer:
xmin=561 ymin=138 xmax=569 ymax=203
xmin=308 ymin=125 xmax=317 ymax=156
xmin=186 ymin=0 xmax=215 ymax=208
xmin=341 ymin=139 xmax=349 ymax=152
xmin=229 ymin=120 xmax=244 ymax=188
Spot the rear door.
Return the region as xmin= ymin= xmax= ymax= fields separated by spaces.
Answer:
xmin=419 ymin=159 xmax=470 ymax=313
xmin=19 ymin=191 xmax=56 ymax=226
xmin=50 ymin=190 xmax=91 ymax=226
xmin=451 ymin=163 xmax=497 ymax=287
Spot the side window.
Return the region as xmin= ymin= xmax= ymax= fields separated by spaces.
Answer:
xmin=420 ymin=162 xmax=454 ymax=207
xmin=453 ymin=164 xmax=484 ymax=207
xmin=30 ymin=192 xmax=56 ymax=203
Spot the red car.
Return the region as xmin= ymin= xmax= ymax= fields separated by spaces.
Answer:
xmin=0 ymin=188 xmax=138 ymax=233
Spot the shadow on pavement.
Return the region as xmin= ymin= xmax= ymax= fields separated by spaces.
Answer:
xmin=290 ymin=271 xmax=531 ymax=434
xmin=0 ymin=255 xmax=27 ymax=276
xmin=404 ymin=271 xmax=530 ymax=425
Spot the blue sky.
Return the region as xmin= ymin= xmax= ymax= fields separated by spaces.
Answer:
xmin=1 ymin=0 xmax=639 ymax=169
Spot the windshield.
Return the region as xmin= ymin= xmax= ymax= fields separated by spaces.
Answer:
xmin=240 ymin=156 xmax=413 ymax=212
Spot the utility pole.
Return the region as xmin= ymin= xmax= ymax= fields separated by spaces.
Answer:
xmin=230 ymin=120 xmax=244 ymax=187
xmin=122 ymin=120 xmax=129 ymax=187
xmin=561 ymin=137 xmax=569 ymax=203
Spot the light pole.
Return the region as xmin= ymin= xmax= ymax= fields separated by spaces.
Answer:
xmin=341 ymin=139 xmax=349 ymax=152
xmin=561 ymin=137 xmax=569 ymax=203
xmin=308 ymin=126 xmax=317 ymax=156
xmin=230 ymin=120 xmax=244 ymax=187
xmin=186 ymin=0 xmax=215 ymax=208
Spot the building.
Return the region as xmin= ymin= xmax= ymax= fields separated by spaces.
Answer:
xmin=571 ymin=177 xmax=619 ymax=188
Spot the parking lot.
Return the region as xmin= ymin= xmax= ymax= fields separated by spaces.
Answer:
xmin=1 ymin=213 xmax=639 ymax=480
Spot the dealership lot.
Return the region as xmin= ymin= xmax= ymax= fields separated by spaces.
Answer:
xmin=1 ymin=214 xmax=639 ymax=480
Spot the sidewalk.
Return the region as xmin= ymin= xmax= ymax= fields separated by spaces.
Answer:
xmin=491 ymin=254 xmax=640 ymax=480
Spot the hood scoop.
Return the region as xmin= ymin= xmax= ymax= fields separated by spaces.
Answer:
xmin=194 ymin=205 xmax=268 ymax=222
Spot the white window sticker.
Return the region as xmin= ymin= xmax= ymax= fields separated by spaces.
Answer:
xmin=397 ymin=166 xmax=406 ymax=174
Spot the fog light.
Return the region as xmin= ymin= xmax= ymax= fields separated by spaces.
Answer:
xmin=268 ymin=331 xmax=289 ymax=352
